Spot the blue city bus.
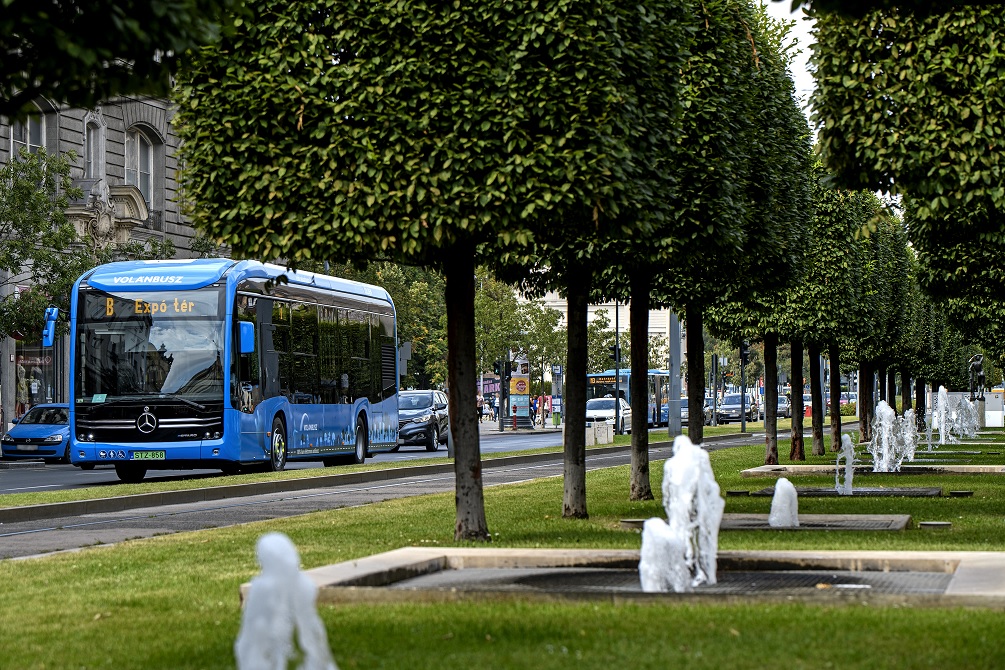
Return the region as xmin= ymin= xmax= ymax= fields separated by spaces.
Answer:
xmin=61 ymin=259 xmax=398 ymax=482
xmin=586 ymin=369 xmax=671 ymax=427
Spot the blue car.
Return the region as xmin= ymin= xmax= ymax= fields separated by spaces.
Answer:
xmin=1 ymin=403 xmax=72 ymax=464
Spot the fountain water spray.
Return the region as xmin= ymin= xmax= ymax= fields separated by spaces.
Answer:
xmin=933 ymin=386 xmax=957 ymax=447
xmin=768 ymin=477 xmax=799 ymax=528
xmin=236 ymin=532 xmax=338 ymax=670
xmin=639 ymin=435 xmax=724 ymax=593
xmin=869 ymin=401 xmax=918 ymax=472
xmin=835 ymin=434 xmax=857 ymax=495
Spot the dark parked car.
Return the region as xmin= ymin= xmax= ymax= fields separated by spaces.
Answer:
xmin=717 ymin=393 xmax=757 ymax=424
xmin=1 ymin=403 xmax=72 ymax=463
xmin=397 ymin=390 xmax=449 ymax=451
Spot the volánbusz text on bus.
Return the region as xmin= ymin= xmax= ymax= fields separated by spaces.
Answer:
xmin=63 ymin=259 xmax=399 ymax=482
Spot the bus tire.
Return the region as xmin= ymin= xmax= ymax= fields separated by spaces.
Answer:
xmin=353 ymin=415 xmax=367 ymax=464
xmin=270 ymin=416 xmax=287 ymax=472
xmin=80 ymin=463 xmax=95 ymax=471
xmin=115 ymin=463 xmax=147 ymax=483
xmin=426 ymin=425 xmax=439 ymax=452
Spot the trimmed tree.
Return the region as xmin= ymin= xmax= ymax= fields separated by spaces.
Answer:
xmin=176 ymin=0 xmax=683 ymax=538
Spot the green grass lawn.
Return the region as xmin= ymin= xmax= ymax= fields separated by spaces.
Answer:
xmin=5 ymin=433 xmax=1005 ymax=668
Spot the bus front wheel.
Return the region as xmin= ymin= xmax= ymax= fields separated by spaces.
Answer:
xmin=115 ymin=463 xmax=146 ymax=483
xmin=270 ymin=417 xmax=287 ymax=472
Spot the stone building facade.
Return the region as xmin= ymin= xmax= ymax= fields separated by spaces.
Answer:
xmin=0 ymin=96 xmax=197 ymax=426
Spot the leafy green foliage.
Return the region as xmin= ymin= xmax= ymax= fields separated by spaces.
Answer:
xmin=812 ymin=7 xmax=1005 ymax=227
xmin=1 ymin=0 xmax=242 ymax=119
xmin=176 ymin=0 xmax=666 ymax=266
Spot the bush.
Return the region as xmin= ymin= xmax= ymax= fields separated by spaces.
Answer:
xmin=840 ymin=401 xmax=856 ymax=416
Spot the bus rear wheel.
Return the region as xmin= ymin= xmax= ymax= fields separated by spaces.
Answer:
xmin=270 ymin=416 xmax=287 ymax=472
xmin=353 ymin=416 xmax=367 ymax=465
xmin=115 ymin=463 xmax=147 ymax=483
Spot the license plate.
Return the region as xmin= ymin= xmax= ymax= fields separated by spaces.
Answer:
xmin=132 ymin=450 xmax=166 ymax=460
xmin=19 ymin=444 xmax=38 ymax=451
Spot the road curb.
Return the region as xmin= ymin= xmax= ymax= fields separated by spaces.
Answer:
xmin=0 ymin=433 xmax=747 ymax=524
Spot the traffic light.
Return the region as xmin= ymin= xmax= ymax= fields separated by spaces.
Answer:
xmin=504 ymin=361 xmax=512 ymax=380
xmin=608 ymin=345 xmax=621 ymax=362
xmin=493 ymin=360 xmax=502 ymax=375
xmin=739 ymin=340 xmax=750 ymax=365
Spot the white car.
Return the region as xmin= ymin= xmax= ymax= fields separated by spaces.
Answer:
xmin=585 ymin=397 xmax=632 ymax=434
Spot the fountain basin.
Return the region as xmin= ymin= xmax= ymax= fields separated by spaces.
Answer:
xmin=270 ymin=547 xmax=1005 ymax=606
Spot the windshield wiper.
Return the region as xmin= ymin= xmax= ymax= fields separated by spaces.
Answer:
xmin=83 ymin=393 xmax=207 ymax=411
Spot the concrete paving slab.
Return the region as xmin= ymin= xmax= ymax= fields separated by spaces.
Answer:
xmin=620 ymin=514 xmax=911 ymax=531
xmin=741 ymin=464 xmax=1005 ymax=478
xmin=750 ymin=486 xmax=942 ymax=497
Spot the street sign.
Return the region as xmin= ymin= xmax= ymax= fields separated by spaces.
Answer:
xmin=552 ymin=364 xmax=563 ymax=375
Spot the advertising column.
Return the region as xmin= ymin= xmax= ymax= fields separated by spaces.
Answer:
xmin=510 ymin=353 xmax=533 ymax=429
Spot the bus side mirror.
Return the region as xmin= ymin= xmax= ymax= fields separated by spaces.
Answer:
xmin=42 ymin=307 xmax=59 ymax=348
xmin=239 ymin=321 xmax=255 ymax=355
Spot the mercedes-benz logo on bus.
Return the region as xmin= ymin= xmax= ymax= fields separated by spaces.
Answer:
xmin=136 ymin=407 xmax=158 ymax=434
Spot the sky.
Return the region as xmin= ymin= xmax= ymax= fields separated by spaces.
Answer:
xmin=763 ymin=0 xmax=817 ymax=116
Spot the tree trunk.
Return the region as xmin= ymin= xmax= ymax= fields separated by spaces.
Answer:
xmin=685 ymin=304 xmax=705 ymax=445
xmin=562 ymin=265 xmax=590 ymax=518
xmin=859 ymin=362 xmax=873 ymax=442
xmin=915 ymin=377 xmax=926 ymax=430
xmin=888 ymin=369 xmax=897 ymax=413
xmin=629 ymin=271 xmax=653 ymax=501
xmin=828 ymin=343 xmax=842 ymax=452
xmin=789 ymin=339 xmax=805 ymax=461
xmin=763 ymin=332 xmax=778 ymax=465
xmin=808 ymin=343 xmax=825 ymax=456
xmin=901 ymin=368 xmax=912 ymax=413
xmin=444 ymin=245 xmax=490 ymax=541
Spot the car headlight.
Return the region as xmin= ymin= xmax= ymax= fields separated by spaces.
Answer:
xmin=417 ymin=413 xmax=434 ymax=424
xmin=0 ymin=433 xmax=12 ymax=444
xmin=44 ymin=434 xmax=64 ymax=443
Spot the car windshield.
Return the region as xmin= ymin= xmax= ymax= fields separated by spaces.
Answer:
xmin=722 ymin=395 xmax=745 ymax=405
xmin=19 ymin=406 xmax=68 ymax=425
xmin=400 ymin=394 xmax=433 ymax=410
xmin=587 ymin=398 xmax=615 ymax=411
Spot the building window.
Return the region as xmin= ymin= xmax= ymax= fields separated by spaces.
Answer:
xmin=85 ymin=124 xmax=100 ymax=178
xmin=125 ymin=129 xmax=152 ymax=203
xmin=11 ymin=115 xmax=44 ymax=156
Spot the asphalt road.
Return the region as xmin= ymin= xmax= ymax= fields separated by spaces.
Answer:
xmin=0 ymin=432 xmax=765 ymax=561
xmin=0 ymin=424 xmax=568 ymax=494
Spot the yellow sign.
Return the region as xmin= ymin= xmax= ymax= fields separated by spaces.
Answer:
xmin=510 ymin=376 xmax=530 ymax=395
xmin=108 ymin=297 xmax=199 ymax=317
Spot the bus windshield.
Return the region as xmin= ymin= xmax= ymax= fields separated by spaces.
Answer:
xmin=74 ymin=287 xmax=226 ymax=404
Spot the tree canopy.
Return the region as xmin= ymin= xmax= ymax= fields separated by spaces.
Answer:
xmin=1 ymin=0 xmax=241 ymax=119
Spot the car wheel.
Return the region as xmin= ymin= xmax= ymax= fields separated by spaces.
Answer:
xmin=389 ymin=443 xmax=401 ymax=453
xmin=114 ymin=463 xmax=147 ymax=483
xmin=269 ymin=416 xmax=287 ymax=472
xmin=62 ymin=442 xmax=71 ymax=464
xmin=426 ymin=424 xmax=439 ymax=452
xmin=353 ymin=415 xmax=368 ymax=464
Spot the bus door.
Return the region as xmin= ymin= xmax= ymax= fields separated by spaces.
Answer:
xmin=234 ymin=296 xmax=269 ymax=461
